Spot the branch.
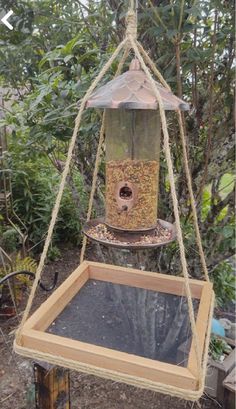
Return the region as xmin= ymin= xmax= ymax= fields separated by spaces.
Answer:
xmin=178 ymin=0 xmax=185 ymax=32
xmin=175 ymin=39 xmax=183 ymax=99
xmin=146 ymin=0 xmax=168 ymax=32
xmin=78 ymin=2 xmax=99 ymax=46
xmin=192 ymin=28 xmax=198 ymax=114
xmin=196 ymin=10 xmax=218 ymax=201
xmin=76 ymin=0 xmax=90 ymax=13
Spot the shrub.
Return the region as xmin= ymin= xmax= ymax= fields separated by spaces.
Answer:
xmin=211 ymin=260 xmax=236 ymax=307
xmin=9 ymin=148 xmax=87 ymax=250
xmin=1 ymin=228 xmax=19 ymax=253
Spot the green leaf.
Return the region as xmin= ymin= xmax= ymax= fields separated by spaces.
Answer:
xmin=222 ymin=225 xmax=234 ymax=239
xmin=64 ymin=54 xmax=74 ymax=63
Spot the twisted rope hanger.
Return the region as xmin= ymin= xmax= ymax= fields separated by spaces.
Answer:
xmin=16 ymin=3 xmax=211 ymax=396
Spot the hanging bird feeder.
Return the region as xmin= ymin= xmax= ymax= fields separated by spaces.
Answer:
xmin=14 ymin=3 xmax=214 ymax=403
xmin=84 ymin=59 xmax=189 ymax=249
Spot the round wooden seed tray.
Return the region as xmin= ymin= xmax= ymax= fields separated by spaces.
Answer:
xmin=83 ymin=218 xmax=176 ymax=250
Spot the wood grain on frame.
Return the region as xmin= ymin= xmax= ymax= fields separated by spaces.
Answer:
xmin=88 ymin=261 xmax=204 ymax=298
xmin=187 ymin=282 xmax=213 ymax=378
xmin=23 ymin=261 xmax=90 ymax=332
xmin=21 ymin=329 xmax=198 ymax=390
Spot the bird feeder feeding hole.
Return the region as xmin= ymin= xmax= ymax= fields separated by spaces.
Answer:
xmin=119 ymin=184 xmax=132 ymax=200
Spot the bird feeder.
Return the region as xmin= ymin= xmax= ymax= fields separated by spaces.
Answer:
xmin=14 ymin=10 xmax=214 ymax=402
xmin=84 ymin=59 xmax=189 ymax=249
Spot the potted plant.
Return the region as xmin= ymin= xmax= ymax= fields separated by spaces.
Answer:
xmin=205 ymin=334 xmax=235 ymax=402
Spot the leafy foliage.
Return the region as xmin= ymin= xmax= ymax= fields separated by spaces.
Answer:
xmin=211 ymin=260 xmax=236 ymax=307
xmin=11 ymin=253 xmax=37 ymax=274
xmin=209 ymin=335 xmax=232 ymax=361
xmin=0 ymin=253 xmax=37 ymax=285
xmin=1 ymin=228 xmax=19 ymax=253
xmin=0 ymin=253 xmax=37 ymax=309
xmin=9 ymin=147 xmax=87 ymax=248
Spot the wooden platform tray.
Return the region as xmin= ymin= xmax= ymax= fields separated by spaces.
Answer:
xmin=14 ymin=261 xmax=214 ymax=399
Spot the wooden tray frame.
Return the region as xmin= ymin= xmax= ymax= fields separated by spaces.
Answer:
xmin=15 ymin=261 xmax=213 ymax=394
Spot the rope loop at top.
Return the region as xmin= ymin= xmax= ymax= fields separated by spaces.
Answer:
xmin=126 ymin=9 xmax=137 ymax=39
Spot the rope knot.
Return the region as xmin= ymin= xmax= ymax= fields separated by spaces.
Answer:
xmin=125 ymin=10 xmax=137 ymax=39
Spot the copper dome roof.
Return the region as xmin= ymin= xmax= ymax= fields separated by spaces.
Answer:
xmin=86 ymin=59 xmax=189 ymax=111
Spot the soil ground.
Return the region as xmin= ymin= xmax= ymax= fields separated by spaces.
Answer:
xmin=0 ymin=247 xmax=222 ymax=409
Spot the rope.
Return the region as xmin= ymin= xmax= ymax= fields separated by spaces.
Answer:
xmin=80 ymin=45 xmax=131 ymax=263
xmin=13 ymin=341 xmax=199 ymax=401
xmin=79 ymin=116 xmax=106 ymax=264
xmin=136 ymin=42 xmax=171 ymax=90
xmin=129 ymin=36 xmax=202 ymax=382
xmin=126 ymin=9 xmax=137 ymax=39
xmin=177 ymin=110 xmax=210 ymax=282
xmin=129 ymin=0 xmax=135 ymax=11
xmin=16 ymin=38 xmax=128 ymax=344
